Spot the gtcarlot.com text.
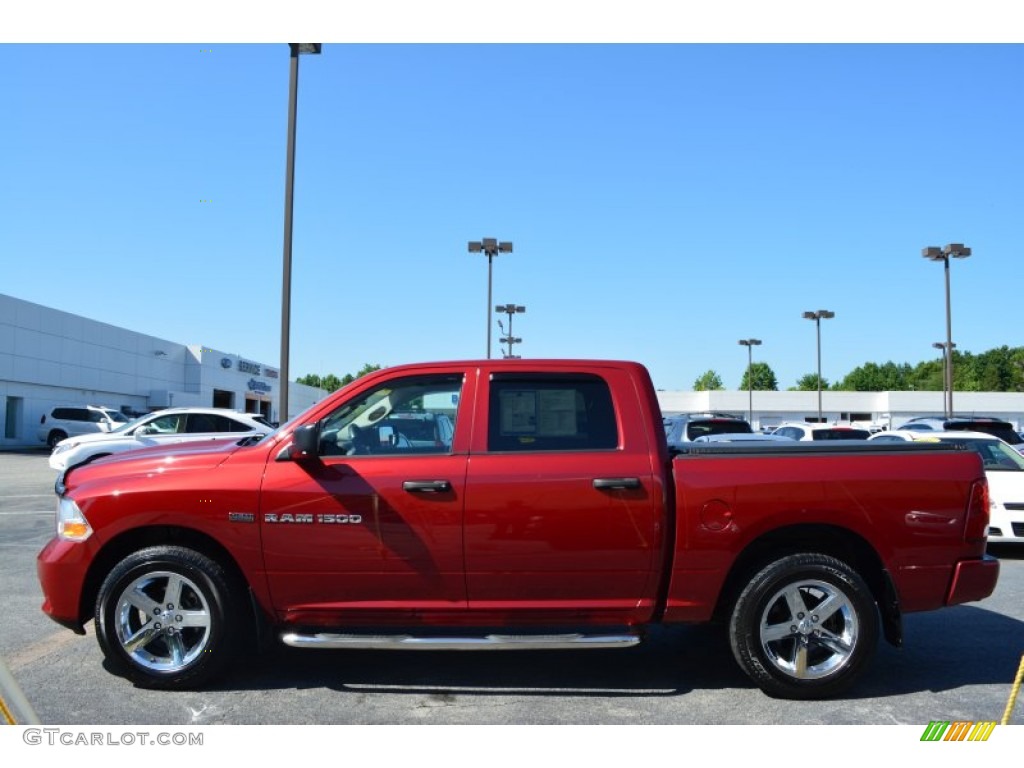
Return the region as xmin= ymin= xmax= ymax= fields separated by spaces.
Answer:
xmin=23 ymin=729 xmax=203 ymax=747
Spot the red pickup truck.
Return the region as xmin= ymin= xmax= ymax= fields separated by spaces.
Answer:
xmin=37 ymin=359 xmax=999 ymax=699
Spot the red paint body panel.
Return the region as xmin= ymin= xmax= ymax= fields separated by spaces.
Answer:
xmin=37 ymin=359 xmax=999 ymax=639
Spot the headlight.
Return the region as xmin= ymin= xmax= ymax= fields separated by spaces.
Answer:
xmin=56 ymin=497 xmax=92 ymax=542
xmin=52 ymin=442 xmax=77 ymax=455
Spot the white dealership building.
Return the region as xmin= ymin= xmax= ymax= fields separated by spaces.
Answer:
xmin=1 ymin=293 xmax=325 ymax=448
xmin=2 ymin=292 xmax=1022 ymax=449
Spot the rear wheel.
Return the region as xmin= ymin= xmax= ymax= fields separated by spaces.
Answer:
xmin=47 ymin=430 xmax=67 ymax=449
xmin=729 ymin=553 xmax=879 ymax=699
xmin=95 ymin=546 xmax=242 ymax=689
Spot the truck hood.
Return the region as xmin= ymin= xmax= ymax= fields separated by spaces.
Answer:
xmin=60 ymin=436 xmax=256 ymax=493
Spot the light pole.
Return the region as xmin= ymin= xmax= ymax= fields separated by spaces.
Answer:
xmin=496 ymin=303 xmax=526 ymax=358
xmin=738 ymin=339 xmax=762 ymax=424
xmin=802 ymin=310 xmax=835 ymax=423
xmin=279 ymin=43 xmax=321 ymax=424
xmin=932 ymin=341 xmax=957 ymax=418
xmin=923 ymin=243 xmax=971 ymax=419
xmin=468 ymin=238 xmax=513 ymax=358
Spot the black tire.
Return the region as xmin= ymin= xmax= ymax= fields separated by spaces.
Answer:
xmin=94 ymin=546 xmax=242 ymax=689
xmin=728 ymin=553 xmax=879 ymax=700
xmin=47 ymin=430 xmax=67 ymax=449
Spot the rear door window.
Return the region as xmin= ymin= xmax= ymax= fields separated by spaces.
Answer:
xmin=488 ymin=374 xmax=618 ymax=452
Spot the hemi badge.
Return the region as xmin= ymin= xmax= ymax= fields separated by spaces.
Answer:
xmin=228 ymin=512 xmax=255 ymax=523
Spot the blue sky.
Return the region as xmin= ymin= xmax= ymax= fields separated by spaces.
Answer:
xmin=3 ymin=23 xmax=1022 ymax=391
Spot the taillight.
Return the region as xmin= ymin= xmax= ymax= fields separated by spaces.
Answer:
xmin=964 ymin=479 xmax=990 ymax=543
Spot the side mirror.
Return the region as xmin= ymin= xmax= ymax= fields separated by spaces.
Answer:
xmin=280 ymin=423 xmax=320 ymax=461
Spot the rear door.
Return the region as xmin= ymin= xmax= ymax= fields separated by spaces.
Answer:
xmin=462 ymin=366 xmax=665 ymax=625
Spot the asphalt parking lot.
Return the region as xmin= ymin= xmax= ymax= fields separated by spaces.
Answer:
xmin=2 ymin=448 xmax=1023 ymax=726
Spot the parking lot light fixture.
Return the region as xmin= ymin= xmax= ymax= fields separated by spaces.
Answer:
xmin=802 ymin=310 xmax=834 ymax=423
xmin=738 ymin=339 xmax=762 ymax=424
xmin=279 ymin=43 xmax=321 ymax=424
xmin=496 ymin=304 xmax=526 ymax=359
xmin=469 ymin=239 xmax=513 ymax=358
xmin=922 ymin=244 xmax=972 ymax=418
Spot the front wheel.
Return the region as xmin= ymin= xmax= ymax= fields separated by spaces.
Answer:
xmin=728 ymin=553 xmax=879 ymax=699
xmin=95 ymin=546 xmax=242 ymax=689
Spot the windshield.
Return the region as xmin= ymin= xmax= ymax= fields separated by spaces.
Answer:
xmin=686 ymin=420 xmax=753 ymax=440
xmin=811 ymin=429 xmax=871 ymax=441
xmin=944 ymin=421 xmax=1023 ymax=445
xmin=935 ymin=437 xmax=1024 ymax=471
xmin=109 ymin=414 xmax=151 ymax=433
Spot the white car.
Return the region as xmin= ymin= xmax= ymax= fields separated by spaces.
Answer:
xmin=869 ymin=429 xmax=1024 ymax=545
xmin=48 ymin=407 xmax=273 ymax=471
xmin=771 ymin=422 xmax=871 ymax=441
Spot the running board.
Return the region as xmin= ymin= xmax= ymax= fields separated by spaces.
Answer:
xmin=279 ymin=632 xmax=641 ymax=651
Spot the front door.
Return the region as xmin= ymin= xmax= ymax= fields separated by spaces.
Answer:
xmin=259 ymin=372 xmax=469 ymax=626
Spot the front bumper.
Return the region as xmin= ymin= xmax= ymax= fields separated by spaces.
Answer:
xmin=36 ymin=536 xmax=93 ymax=634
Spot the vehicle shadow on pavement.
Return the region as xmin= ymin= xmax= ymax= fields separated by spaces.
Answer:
xmin=214 ymin=604 xmax=1024 ymax=699
xmin=225 ymin=624 xmax=748 ymax=697
xmin=853 ymin=604 xmax=1024 ymax=699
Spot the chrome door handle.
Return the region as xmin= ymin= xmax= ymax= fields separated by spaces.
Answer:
xmin=402 ymin=480 xmax=452 ymax=493
xmin=593 ymin=477 xmax=641 ymax=490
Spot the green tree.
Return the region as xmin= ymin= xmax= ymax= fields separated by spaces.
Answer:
xmin=793 ymin=373 xmax=828 ymax=391
xmin=693 ymin=370 xmax=724 ymax=391
xmin=297 ymin=363 xmax=382 ymax=393
xmin=339 ymin=363 xmax=382 ymax=387
xmin=739 ymin=362 xmax=778 ymax=391
xmin=835 ymin=361 xmax=913 ymax=391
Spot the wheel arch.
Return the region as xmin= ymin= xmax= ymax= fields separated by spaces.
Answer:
xmin=713 ymin=523 xmax=901 ymax=646
xmin=79 ymin=525 xmax=261 ymax=634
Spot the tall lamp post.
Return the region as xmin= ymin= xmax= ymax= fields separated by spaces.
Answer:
xmin=496 ymin=304 xmax=526 ymax=358
xmin=802 ymin=310 xmax=835 ymax=423
xmin=923 ymin=243 xmax=971 ymax=419
xmin=932 ymin=341 xmax=957 ymax=417
xmin=738 ymin=338 xmax=762 ymax=424
xmin=279 ymin=43 xmax=321 ymax=424
xmin=468 ymin=238 xmax=513 ymax=358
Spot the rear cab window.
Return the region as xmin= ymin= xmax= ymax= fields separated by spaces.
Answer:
xmin=487 ymin=374 xmax=618 ymax=452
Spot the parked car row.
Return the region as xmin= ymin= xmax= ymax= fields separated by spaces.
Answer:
xmin=663 ymin=410 xmax=1023 ymax=548
xmin=46 ymin=407 xmax=273 ymax=471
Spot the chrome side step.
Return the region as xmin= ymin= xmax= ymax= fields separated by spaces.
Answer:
xmin=279 ymin=632 xmax=641 ymax=651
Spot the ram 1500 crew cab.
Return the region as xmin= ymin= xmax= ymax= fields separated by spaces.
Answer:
xmin=37 ymin=359 xmax=999 ymax=699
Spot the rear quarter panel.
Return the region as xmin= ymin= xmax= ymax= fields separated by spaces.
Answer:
xmin=663 ymin=446 xmax=986 ymax=621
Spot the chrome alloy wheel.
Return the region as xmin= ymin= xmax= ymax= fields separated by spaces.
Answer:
xmin=758 ymin=578 xmax=858 ymax=680
xmin=113 ymin=570 xmax=213 ymax=673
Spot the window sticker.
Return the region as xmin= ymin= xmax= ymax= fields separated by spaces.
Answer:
xmin=537 ymin=390 xmax=578 ymax=436
xmin=499 ymin=389 xmax=537 ymax=435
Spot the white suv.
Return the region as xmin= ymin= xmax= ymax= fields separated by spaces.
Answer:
xmin=48 ymin=407 xmax=273 ymax=471
xmin=38 ymin=405 xmax=130 ymax=449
